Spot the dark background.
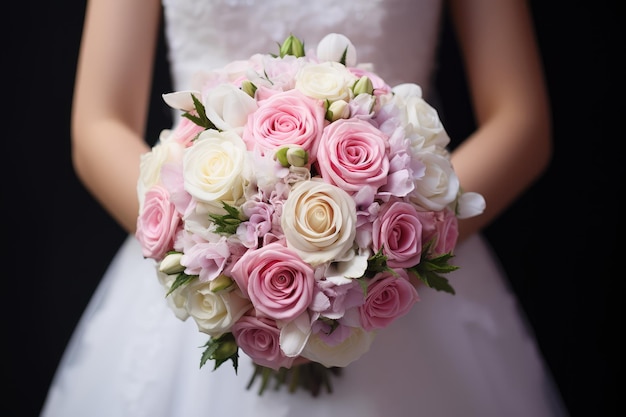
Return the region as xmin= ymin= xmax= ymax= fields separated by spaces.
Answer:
xmin=3 ymin=1 xmax=622 ymax=416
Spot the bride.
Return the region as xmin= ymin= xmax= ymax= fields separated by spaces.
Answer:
xmin=40 ymin=0 xmax=569 ymax=416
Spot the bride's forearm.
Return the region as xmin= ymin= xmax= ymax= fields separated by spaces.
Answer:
xmin=72 ymin=119 xmax=150 ymax=234
xmin=451 ymin=109 xmax=552 ymax=243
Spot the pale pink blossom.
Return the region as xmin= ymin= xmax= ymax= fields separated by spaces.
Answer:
xmin=169 ymin=116 xmax=205 ymax=147
xmin=180 ymin=234 xmax=231 ymax=282
xmin=236 ymin=200 xmax=274 ymax=249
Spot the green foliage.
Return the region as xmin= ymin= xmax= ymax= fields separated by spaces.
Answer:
xmin=182 ymin=93 xmax=218 ymax=130
xmin=364 ymin=249 xmax=394 ymax=279
xmin=209 ymin=202 xmax=245 ymax=235
xmin=200 ymin=333 xmax=239 ymax=372
xmin=408 ymin=244 xmax=459 ymax=294
xmin=165 ymin=272 xmax=197 ymax=297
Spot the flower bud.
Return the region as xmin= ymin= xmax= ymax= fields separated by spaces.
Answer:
xmin=212 ymin=338 xmax=238 ymax=360
xmin=209 ymin=274 xmax=234 ymax=292
xmin=326 ymin=99 xmax=350 ymax=122
xmin=275 ymin=146 xmax=308 ymax=167
xmin=352 ymin=76 xmax=374 ymax=96
xmin=241 ymin=80 xmax=257 ymax=98
xmin=159 ymin=252 xmax=185 ymax=275
xmin=279 ymin=34 xmax=305 ymax=58
xmin=275 ymin=147 xmax=290 ymax=167
xmin=286 ymin=147 xmax=308 ymax=167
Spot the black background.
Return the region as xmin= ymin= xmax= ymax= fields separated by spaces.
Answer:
xmin=3 ymin=2 xmax=623 ymax=416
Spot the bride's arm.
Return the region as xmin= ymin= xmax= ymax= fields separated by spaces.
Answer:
xmin=447 ymin=0 xmax=552 ymax=242
xmin=71 ymin=0 xmax=162 ymax=234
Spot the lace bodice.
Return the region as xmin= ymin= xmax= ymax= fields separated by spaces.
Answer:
xmin=162 ymin=0 xmax=443 ymax=95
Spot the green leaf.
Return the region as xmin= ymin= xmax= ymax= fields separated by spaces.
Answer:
xmin=182 ymin=93 xmax=218 ymax=130
xmin=208 ymin=202 xmax=245 ymax=235
xmin=165 ymin=272 xmax=197 ymax=297
xmin=200 ymin=333 xmax=239 ymax=373
xmin=408 ymin=251 xmax=459 ymax=295
xmin=339 ymin=47 xmax=348 ymax=66
xmin=364 ymin=248 xmax=394 ymax=279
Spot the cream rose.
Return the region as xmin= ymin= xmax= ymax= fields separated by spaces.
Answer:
xmin=183 ymin=129 xmax=249 ymax=214
xmin=184 ymin=278 xmax=251 ymax=337
xmin=295 ymin=61 xmax=357 ymax=102
xmin=281 ymin=179 xmax=357 ymax=266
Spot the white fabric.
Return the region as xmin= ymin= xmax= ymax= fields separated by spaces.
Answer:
xmin=40 ymin=1 xmax=569 ymax=416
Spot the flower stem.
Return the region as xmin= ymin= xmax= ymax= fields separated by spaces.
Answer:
xmin=246 ymin=362 xmax=342 ymax=397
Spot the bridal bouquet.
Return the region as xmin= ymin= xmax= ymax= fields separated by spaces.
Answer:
xmin=135 ymin=33 xmax=485 ymax=396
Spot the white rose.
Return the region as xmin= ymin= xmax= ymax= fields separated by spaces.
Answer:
xmin=410 ymin=151 xmax=460 ymax=211
xmin=137 ymin=136 xmax=184 ymax=211
xmin=203 ymin=83 xmax=258 ymax=134
xmin=183 ymin=129 xmax=249 ymax=214
xmin=391 ymin=83 xmax=450 ymax=151
xmin=295 ymin=61 xmax=357 ymax=102
xmin=301 ymin=326 xmax=376 ymax=367
xmin=281 ymin=179 xmax=356 ymax=266
xmin=316 ymin=33 xmax=357 ymax=67
xmin=184 ymin=279 xmax=251 ymax=337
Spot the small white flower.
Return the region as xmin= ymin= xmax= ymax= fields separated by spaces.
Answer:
xmin=456 ymin=191 xmax=486 ymax=219
xmin=316 ymin=33 xmax=357 ymax=67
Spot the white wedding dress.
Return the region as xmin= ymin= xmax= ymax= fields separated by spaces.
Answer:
xmin=40 ymin=1 xmax=569 ymax=416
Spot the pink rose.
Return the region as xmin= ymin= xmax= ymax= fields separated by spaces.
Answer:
xmin=416 ymin=208 xmax=459 ymax=256
xmin=232 ymin=314 xmax=295 ymax=370
xmin=230 ymin=242 xmax=315 ymax=321
xmin=372 ymin=199 xmax=423 ymax=268
xmin=359 ymin=269 xmax=419 ymax=331
xmin=242 ymin=89 xmax=325 ymax=163
xmin=135 ymin=185 xmax=181 ymax=260
xmin=316 ymin=118 xmax=389 ymax=205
